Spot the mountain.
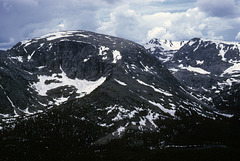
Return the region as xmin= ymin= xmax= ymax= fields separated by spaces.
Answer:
xmin=145 ymin=38 xmax=240 ymax=115
xmin=1 ymin=31 xmax=240 ymax=160
xmin=145 ymin=38 xmax=186 ymax=63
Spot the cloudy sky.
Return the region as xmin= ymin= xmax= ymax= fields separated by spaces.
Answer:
xmin=0 ymin=0 xmax=240 ymax=50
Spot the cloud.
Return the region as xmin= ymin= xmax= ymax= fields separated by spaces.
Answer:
xmin=0 ymin=0 xmax=240 ymax=49
xmin=97 ymin=7 xmax=206 ymax=42
xmin=0 ymin=38 xmax=15 ymax=50
xmin=143 ymin=8 xmax=207 ymax=40
xmin=98 ymin=5 xmax=240 ymax=43
xmin=147 ymin=27 xmax=175 ymax=40
xmin=236 ymin=32 xmax=240 ymax=40
xmin=196 ymin=0 xmax=240 ymax=18
xmin=97 ymin=6 xmax=145 ymax=42
xmin=0 ymin=0 xmax=109 ymax=48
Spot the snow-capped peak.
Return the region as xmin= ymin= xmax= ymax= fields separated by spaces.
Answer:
xmin=21 ymin=30 xmax=89 ymax=46
xmin=145 ymin=38 xmax=186 ymax=52
xmin=187 ymin=38 xmax=240 ymax=53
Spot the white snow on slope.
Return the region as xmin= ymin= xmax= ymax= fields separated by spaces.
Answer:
xmin=27 ymin=50 xmax=36 ymax=61
xmin=114 ymin=79 xmax=127 ymax=86
xmin=148 ymin=100 xmax=175 ymax=117
xmin=221 ymin=63 xmax=240 ymax=76
xmin=179 ymin=64 xmax=210 ymax=75
xmin=136 ymin=79 xmax=172 ymax=96
xmin=145 ymin=110 xmax=159 ymax=128
xmin=10 ymin=56 xmax=23 ymax=63
xmin=214 ymin=111 xmax=234 ymax=118
xmin=145 ymin=39 xmax=186 ymax=52
xmin=21 ymin=31 xmax=89 ymax=46
xmin=112 ymin=50 xmax=122 ymax=63
xmin=99 ymin=46 xmax=109 ymax=56
xmin=192 ymin=38 xmax=240 ymax=48
xmin=43 ymin=31 xmax=89 ymax=41
xmin=218 ymin=44 xmax=227 ymax=61
xmin=116 ymin=126 xmax=126 ymax=136
xmin=30 ymin=67 xmax=106 ymax=100
xmin=196 ymin=60 xmax=204 ymax=65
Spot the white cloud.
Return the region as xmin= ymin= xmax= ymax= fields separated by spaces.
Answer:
xmin=147 ymin=27 xmax=174 ymax=40
xmin=1 ymin=0 xmax=240 ymax=49
xmin=235 ymin=32 xmax=240 ymax=40
xmin=97 ymin=7 xmax=206 ymax=42
xmin=97 ymin=5 xmax=240 ymax=43
xmin=97 ymin=6 xmax=145 ymax=42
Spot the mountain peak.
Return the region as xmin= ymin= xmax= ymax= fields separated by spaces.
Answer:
xmin=144 ymin=38 xmax=186 ymax=63
xmin=147 ymin=37 xmax=240 ymax=116
xmin=145 ymin=38 xmax=186 ymax=51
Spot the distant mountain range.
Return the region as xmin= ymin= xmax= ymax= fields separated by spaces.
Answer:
xmin=145 ymin=38 xmax=240 ymax=115
xmin=0 ymin=31 xmax=239 ymax=160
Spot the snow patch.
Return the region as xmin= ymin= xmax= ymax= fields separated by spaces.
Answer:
xmin=83 ymin=58 xmax=90 ymax=62
xmin=179 ymin=64 xmax=210 ymax=75
xmin=169 ymin=68 xmax=179 ymax=73
xmin=221 ymin=63 xmax=240 ymax=76
xmin=218 ymin=44 xmax=227 ymax=61
xmin=140 ymin=61 xmax=154 ymax=73
xmin=112 ymin=50 xmax=122 ymax=63
xmin=214 ymin=111 xmax=234 ymax=118
xmin=196 ymin=60 xmax=204 ymax=65
xmin=117 ymin=126 xmax=125 ymax=136
xmin=30 ymin=67 xmax=106 ymax=102
xmin=137 ymin=79 xmax=172 ymax=96
xmin=10 ymin=56 xmax=23 ymax=63
xmin=145 ymin=39 xmax=186 ymax=51
xmin=75 ymin=34 xmax=89 ymax=38
xmin=114 ymin=79 xmax=127 ymax=86
xmin=145 ymin=110 xmax=159 ymax=128
xmin=53 ymin=96 xmax=70 ymax=105
xmin=148 ymin=100 xmax=175 ymax=117
xmin=99 ymin=46 xmax=109 ymax=56
xmin=139 ymin=117 xmax=146 ymax=126
xmin=27 ymin=50 xmax=36 ymax=61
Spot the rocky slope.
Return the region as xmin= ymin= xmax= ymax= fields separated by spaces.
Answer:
xmin=145 ymin=38 xmax=240 ymax=115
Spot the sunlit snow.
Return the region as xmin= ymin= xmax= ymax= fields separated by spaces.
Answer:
xmin=10 ymin=56 xmax=23 ymax=63
xmin=114 ymin=79 xmax=127 ymax=86
xmin=99 ymin=46 xmax=109 ymax=56
xmin=112 ymin=50 xmax=122 ymax=63
xmin=218 ymin=44 xmax=227 ymax=61
xmin=136 ymin=79 xmax=172 ymax=96
xmin=179 ymin=64 xmax=210 ymax=75
xmin=148 ymin=100 xmax=175 ymax=117
xmin=196 ymin=60 xmax=204 ymax=65
xmin=214 ymin=111 xmax=234 ymax=118
xmin=221 ymin=63 xmax=240 ymax=76
xmin=30 ymin=67 xmax=106 ymax=101
xmin=145 ymin=39 xmax=186 ymax=51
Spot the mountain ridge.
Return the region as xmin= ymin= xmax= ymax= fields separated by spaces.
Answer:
xmin=145 ymin=37 xmax=240 ymax=115
xmin=1 ymin=31 xmax=240 ymax=160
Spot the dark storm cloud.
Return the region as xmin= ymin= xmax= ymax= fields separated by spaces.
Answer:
xmin=0 ymin=0 xmax=109 ymax=49
xmin=196 ymin=0 xmax=240 ymax=18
